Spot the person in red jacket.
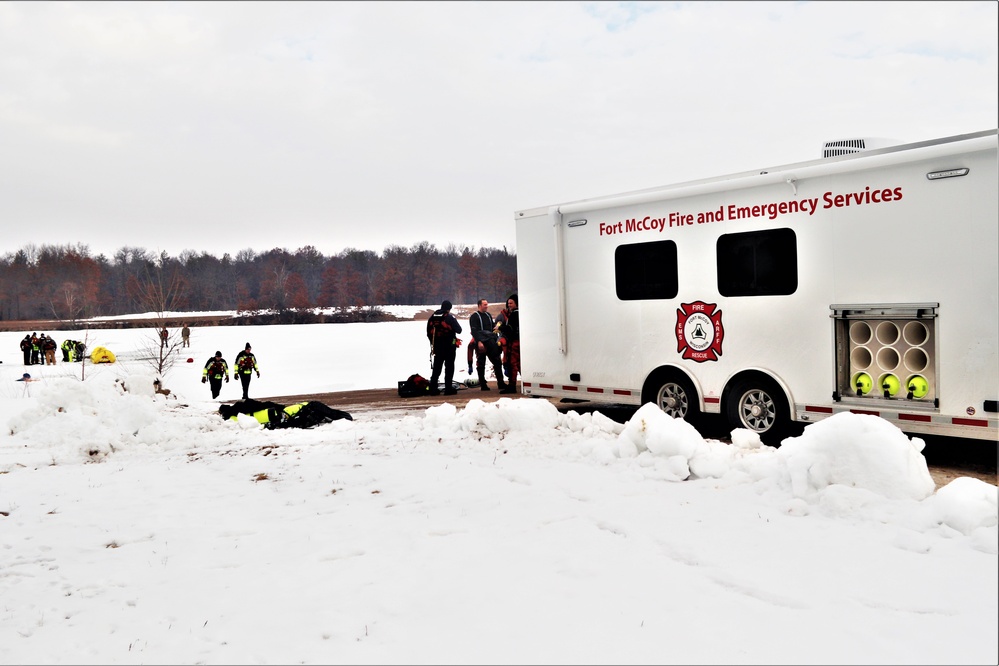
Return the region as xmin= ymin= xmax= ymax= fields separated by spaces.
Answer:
xmin=496 ymin=294 xmax=520 ymax=394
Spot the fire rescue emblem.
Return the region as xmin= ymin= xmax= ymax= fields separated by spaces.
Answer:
xmin=675 ymin=301 xmax=724 ymax=363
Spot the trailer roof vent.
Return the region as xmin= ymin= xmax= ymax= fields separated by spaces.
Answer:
xmin=821 ymin=137 xmax=902 ymax=158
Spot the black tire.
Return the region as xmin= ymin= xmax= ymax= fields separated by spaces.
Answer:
xmin=650 ymin=374 xmax=700 ymax=422
xmin=725 ymin=377 xmax=791 ymax=446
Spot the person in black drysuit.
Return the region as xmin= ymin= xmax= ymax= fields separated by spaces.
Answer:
xmin=219 ymin=399 xmax=352 ymax=429
xmin=20 ymin=335 xmax=32 ymax=365
xmin=469 ymin=298 xmax=508 ymax=392
xmin=426 ymin=300 xmax=462 ymax=396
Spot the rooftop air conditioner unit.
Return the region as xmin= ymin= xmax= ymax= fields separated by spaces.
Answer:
xmin=821 ymin=137 xmax=903 ymax=158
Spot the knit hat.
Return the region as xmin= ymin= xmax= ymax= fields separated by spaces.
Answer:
xmin=215 ymin=350 xmax=222 ymax=356
xmin=245 ymin=343 xmax=251 ymax=350
xmin=441 ymin=300 xmax=452 ymax=311
xmin=508 ymin=293 xmax=518 ymax=305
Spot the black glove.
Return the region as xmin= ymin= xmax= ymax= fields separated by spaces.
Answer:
xmin=202 ymin=377 xmax=206 ymax=383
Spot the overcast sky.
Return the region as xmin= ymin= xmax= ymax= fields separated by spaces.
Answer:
xmin=1 ymin=1 xmax=996 ymax=260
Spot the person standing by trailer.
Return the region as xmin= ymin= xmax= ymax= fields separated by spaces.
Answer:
xmin=202 ymin=350 xmax=230 ymax=399
xmin=496 ymin=294 xmax=521 ymax=393
xmin=233 ymin=343 xmax=260 ymax=400
xmin=469 ymin=299 xmax=508 ymax=392
xmin=426 ymin=300 xmax=462 ymax=395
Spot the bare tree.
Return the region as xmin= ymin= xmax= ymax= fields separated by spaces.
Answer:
xmin=126 ymin=253 xmax=188 ymax=314
xmin=126 ymin=256 xmax=190 ymax=376
xmin=135 ymin=330 xmax=187 ymax=377
xmin=49 ymin=281 xmax=86 ymax=325
xmin=77 ymin=328 xmax=93 ymax=382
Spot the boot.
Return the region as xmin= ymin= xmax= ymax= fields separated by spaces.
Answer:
xmin=501 ymin=368 xmax=517 ymax=394
xmin=494 ymin=364 xmax=508 ymax=392
xmin=478 ymin=369 xmax=490 ymax=391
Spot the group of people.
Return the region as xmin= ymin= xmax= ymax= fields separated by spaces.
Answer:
xmin=19 ymin=333 xmax=85 ymax=365
xmin=61 ymin=338 xmax=86 ymax=362
xmin=202 ymin=343 xmax=260 ymax=400
xmin=16 ymin=305 xmax=518 ymax=417
xmin=426 ymin=294 xmax=520 ymax=396
xmin=160 ymin=324 xmax=192 ymax=348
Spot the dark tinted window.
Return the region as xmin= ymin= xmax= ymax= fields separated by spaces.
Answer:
xmin=716 ymin=228 xmax=797 ymax=296
xmin=615 ymin=240 xmax=678 ymax=300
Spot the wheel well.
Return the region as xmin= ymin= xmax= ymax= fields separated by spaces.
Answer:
xmin=641 ymin=366 xmax=702 ymax=409
xmin=722 ymin=370 xmax=795 ymax=419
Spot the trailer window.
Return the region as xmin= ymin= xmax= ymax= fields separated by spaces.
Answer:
xmin=716 ymin=228 xmax=798 ymax=296
xmin=615 ymin=240 xmax=678 ymax=300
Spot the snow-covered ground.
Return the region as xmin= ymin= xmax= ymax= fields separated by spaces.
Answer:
xmin=0 ymin=317 xmax=996 ymax=665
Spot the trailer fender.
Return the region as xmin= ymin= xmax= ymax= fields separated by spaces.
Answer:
xmin=641 ymin=365 xmax=704 ymax=423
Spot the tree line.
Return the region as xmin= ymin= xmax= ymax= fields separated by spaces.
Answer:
xmin=0 ymin=242 xmax=517 ymax=325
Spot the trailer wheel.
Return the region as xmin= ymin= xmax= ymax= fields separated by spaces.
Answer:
xmin=652 ymin=376 xmax=699 ymax=422
xmin=725 ymin=377 xmax=790 ymax=445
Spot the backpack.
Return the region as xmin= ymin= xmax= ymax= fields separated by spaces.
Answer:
xmin=398 ymin=373 xmax=431 ymax=398
xmin=427 ymin=312 xmax=454 ymax=344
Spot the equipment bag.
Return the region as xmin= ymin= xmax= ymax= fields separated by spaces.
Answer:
xmin=398 ymin=373 xmax=431 ymax=398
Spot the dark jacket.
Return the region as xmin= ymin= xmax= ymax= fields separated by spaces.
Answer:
xmin=470 ymin=310 xmax=499 ymax=344
xmin=427 ymin=309 xmax=462 ymax=350
xmin=498 ymin=308 xmax=519 ymax=342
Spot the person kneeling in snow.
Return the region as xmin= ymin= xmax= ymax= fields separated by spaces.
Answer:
xmin=218 ymin=399 xmax=352 ymax=429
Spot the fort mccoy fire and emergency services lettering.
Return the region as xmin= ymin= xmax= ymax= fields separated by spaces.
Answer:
xmin=598 ymin=185 xmax=904 ymax=236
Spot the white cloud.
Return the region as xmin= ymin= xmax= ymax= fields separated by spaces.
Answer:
xmin=0 ymin=1 xmax=995 ymax=258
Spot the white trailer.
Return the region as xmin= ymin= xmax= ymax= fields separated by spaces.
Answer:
xmin=514 ymin=129 xmax=998 ymax=444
